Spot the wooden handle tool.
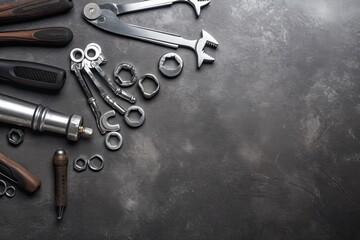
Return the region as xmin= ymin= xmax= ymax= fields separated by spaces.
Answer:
xmin=0 ymin=0 xmax=74 ymax=24
xmin=0 ymin=27 xmax=73 ymax=47
xmin=0 ymin=151 xmax=41 ymax=193
xmin=53 ymin=149 xmax=68 ymax=220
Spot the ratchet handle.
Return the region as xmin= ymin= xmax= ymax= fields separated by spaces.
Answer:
xmin=0 ymin=27 xmax=73 ymax=47
xmin=0 ymin=152 xmax=41 ymax=193
xmin=0 ymin=59 xmax=66 ymax=92
xmin=0 ymin=0 xmax=74 ymax=24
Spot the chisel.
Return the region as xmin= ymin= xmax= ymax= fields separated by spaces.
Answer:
xmin=0 ymin=151 xmax=41 ymax=193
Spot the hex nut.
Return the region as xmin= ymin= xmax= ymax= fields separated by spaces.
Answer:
xmin=8 ymin=128 xmax=24 ymax=146
xmin=105 ymin=132 xmax=123 ymax=151
xmin=124 ymin=106 xmax=146 ymax=128
xmin=73 ymin=155 xmax=88 ymax=172
xmin=159 ymin=52 xmax=183 ymax=78
xmin=114 ymin=63 xmax=138 ymax=87
xmin=138 ymin=74 xmax=160 ymax=99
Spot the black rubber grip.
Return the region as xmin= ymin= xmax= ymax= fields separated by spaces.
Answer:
xmin=0 ymin=0 xmax=74 ymax=24
xmin=0 ymin=59 xmax=66 ymax=92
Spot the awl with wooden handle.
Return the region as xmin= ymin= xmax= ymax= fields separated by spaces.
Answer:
xmin=53 ymin=149 xmax=68 ymax=220
xmin=0 ymin=151 xmax=41 ymax=193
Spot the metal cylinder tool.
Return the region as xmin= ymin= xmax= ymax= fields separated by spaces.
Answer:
xmin=0 ymin=93 xmax=92 ymax=141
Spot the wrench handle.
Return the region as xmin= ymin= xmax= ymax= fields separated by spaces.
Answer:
xmin=0 ymin=59 xmax=66 ymax=92
xmin=0 ymin=152 xmax=41 ymax=193
xmin=0 ymin=0 xmax=73 ymax=24
xmin=0 ymin=27 xmax=73 ymax=47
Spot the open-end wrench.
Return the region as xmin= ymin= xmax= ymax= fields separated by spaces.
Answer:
xmin=84 ymin=43 xmax=136 ymax=103
xmin=83 ymin=0 xmax=218 ymax=68
xmin=109 ymin=0 xmax=210 ymax=17
xmin=70 ymin=48 xmax=120 ymax=134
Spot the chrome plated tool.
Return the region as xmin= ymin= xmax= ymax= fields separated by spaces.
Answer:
xmin=0 ymin=93 xmax=92 ymax=141
xmin=82 ymin=0 xmax=218 ymax=68
xmin=70 ymin=48 xmax=120 ymax=134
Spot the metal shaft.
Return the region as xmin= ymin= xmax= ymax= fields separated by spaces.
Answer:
xmin=0 ymin=93 xmax=92 ymax=141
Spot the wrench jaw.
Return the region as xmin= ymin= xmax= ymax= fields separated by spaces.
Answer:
xmin=188 ymin=0 xmax=211 ymax=17
xmin=195 ymin=30 xmax=218 ymax=68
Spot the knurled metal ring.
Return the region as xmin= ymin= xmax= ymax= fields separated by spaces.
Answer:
xmin=138 ymin=74 xmax=160 ymax=99
xmin=114 ymin=63 xmax=138 ymax=87
xmin=159 ymin=52 xmax=183 ymax=78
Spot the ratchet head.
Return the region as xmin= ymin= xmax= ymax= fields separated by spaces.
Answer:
xmin=195 ymin=30 xmax=218 ymax=68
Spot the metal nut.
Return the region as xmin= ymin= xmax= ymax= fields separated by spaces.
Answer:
xmin=73 ymin=155 xmax=88 ymax=172
xmin=138 ymin=74 xmax=160 ymax=99
xmin=88 ymin=154 xmax=104 ymax=171
xmin=124 ymin=106 xmax=145 ymax=128
xmin=159 ymin=52 xmax=183 ymax=78
xmin=7 ymin=128 xmax=24 ymax=146
xmin=105 ymin=132 xmax=123 ymax=151
xmin=114 ymin=63 xmax=138 ymax=87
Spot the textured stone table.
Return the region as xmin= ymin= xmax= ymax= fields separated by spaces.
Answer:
xmin=1 ymin=0 xmax=360 ymax=239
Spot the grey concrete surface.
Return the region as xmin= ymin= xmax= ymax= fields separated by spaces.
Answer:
xmin=1 ymin=0 xmax=360 ymax=239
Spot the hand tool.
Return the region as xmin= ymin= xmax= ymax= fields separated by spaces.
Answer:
xmin=0 ymin=93 xmax=93 ymax=141
xmin=138 ymin=74 xmax=160 ymax=99
xmin=0 ymin=179 xmax=16 ymax=198
xmin=83 ymin=0 xmax=218 ymax=68
xmin=0 ymin=0 xmax=73 ymax=24
xmin=105 ymin=132 xmax=123 ymax=151
xmin=53 ymin=149 xmax=68 ymax=220
xmin=114 ymin=63 xmax=138 ymax=87
xmin=0 ymin=151 xmax=41 ymax=193
xmin=79 ymin=46 xmax=146 ymax=127
xmin=70 ymin=48 xmax=120 ymax=134
xmin=8 ymin=128 xmax=24 ymax=146
xmin=0 ymin=59 xmax=66 ymax=91
xmin=84 ymin=43 xmax=136 ymax=103
xmin=0 ymin=27 xmax=73 ymax=47
xmin=159 ymin=52 xmax=183 ymax=78
xmin=73 ymin=154 xmax=104 ymax=172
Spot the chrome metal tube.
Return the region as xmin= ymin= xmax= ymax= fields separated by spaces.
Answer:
xmin=0 ymin=93 xmax=92 ymax=141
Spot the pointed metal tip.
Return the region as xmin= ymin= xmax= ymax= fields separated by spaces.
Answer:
xmin=57 ymin=207 xmax=65 ymax=220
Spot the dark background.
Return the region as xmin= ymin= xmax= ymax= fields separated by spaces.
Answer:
xmin=1 ymin=0 xmax=360 ymax=239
